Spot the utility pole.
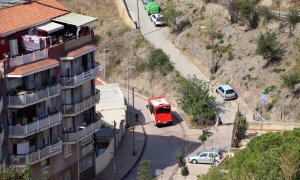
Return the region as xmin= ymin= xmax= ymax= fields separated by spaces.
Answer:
xmin=137 ymin=0 xmax=140 ymax=33
xmin=103 ymin=48 xmax=110 ymax=80
xmin=113 ymin=120 xmax=117 ymax=179
xmin=210 ymin=15 xmax=215 ymax=74
xmin=127 ymin=65 xmax=130 ymax=128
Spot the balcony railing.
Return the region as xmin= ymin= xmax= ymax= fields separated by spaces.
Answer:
xmin=9 ymin=112 xmax=61 ymax=138
xmin=81 ymin=142 xmax=94 ymax=157
xmin=6 ymin=49 xmax=48 ymax=69
xmin=10 ymin=140 xmax=62 ymax=166
xmin=60 ymin=63 xmax=100 ymax=88
xmin=65 ymin=33 xmax=92 ymax=51
xmin=7 ymin=83 xmax=60 ymax=108
xmin=63 ymin=120 xmax=101 ymax=143
xmin=62 ymin=90 xmax=100 ymax=116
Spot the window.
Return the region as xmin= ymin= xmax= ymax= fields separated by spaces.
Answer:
xmin=64 ymin=170 xmax=71 ymax=180
xmin=64 ymin=145 xmax=72 ymax=158
xmin=200 ymin=153 xmax=208 ymax=157
xmin=156 ymin=106 xmax=171 ymax=114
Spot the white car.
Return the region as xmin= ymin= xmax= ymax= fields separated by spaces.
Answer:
xmin=188 ymin=149 xmax=222 ymax=164
xmin=150 ymin=14 xmax=166 ymax=27
xmin=216 ymin=84 xmax=238 ymax=100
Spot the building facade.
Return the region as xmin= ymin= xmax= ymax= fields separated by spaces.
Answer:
xmin=0 ymin=0 xmax=100 ymax=179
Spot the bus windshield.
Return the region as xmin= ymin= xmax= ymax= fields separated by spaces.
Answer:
xmin=156 ymin=106 xmax=171 ymax=114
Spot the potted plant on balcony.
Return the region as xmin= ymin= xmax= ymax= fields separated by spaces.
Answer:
xmin=21 ymin=117 xmax=28 ymax=126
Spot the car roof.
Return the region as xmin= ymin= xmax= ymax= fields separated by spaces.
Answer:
xmin=219 ymin=84 xmax=233 ymax=91
xmin=202 ymin=149 xmax=220 ymax=153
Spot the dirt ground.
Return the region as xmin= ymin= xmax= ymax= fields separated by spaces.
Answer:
xmin=158 ymin=0 xmax=300 ymax=122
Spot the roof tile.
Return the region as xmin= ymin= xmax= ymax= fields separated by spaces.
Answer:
xmin=0 ymin=0 xmax=69 ymax=36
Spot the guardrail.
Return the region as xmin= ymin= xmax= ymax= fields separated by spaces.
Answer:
xmin=9 ymin=112 xmax=61 ymax=138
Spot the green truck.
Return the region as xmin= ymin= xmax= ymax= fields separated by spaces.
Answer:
xmin=145 ymin=2 xmax=159 ymax=15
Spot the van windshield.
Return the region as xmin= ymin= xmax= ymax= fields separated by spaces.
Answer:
xmin=156 ymin=106 xmax=171 ymax=114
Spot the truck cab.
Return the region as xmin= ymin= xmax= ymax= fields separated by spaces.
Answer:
xmin=147 ymin=96 xmax=172 ymax=126
xmin=145 ymin=2 xmax=159 ymax=15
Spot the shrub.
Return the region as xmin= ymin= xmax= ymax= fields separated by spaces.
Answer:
xmin=134 ymin=59 xmax=147 ymax=72
xmin=148 ymin=49 xmax=173 ymax=75
xmin=162 ymin=0 xmax=180 ymax=29
xmin=287 ymin=8 xmax=299 ymax=36
xmin=237 ymin=0 xmax=260 ymax=29
xmin=256 ymin=31 xmax=283 ymax=62
xmin=258 ymin=6 xmax=276 ymax=24
xmin=264 ymin=85 xmax=276 ymax=94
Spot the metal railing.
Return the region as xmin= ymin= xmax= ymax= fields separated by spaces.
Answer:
xmin=9 ymin=112 xmax=61 ymax=138
xmin=60 ymin=63 xmax=100 ymax=88
xmin=7 ymin=49 xmax=48 ymax=68
xmin=81 ymin=142 xmax=94 ymax=157
xmin=10 ymin=140 xmax=62 ymax=165
xmin=63 ymin=120 xmax=101 ymax=143
xmin=7 ymin=83 xmax=60 ymax=108
xmin=62 ymin=90 xmax=100 ymax=116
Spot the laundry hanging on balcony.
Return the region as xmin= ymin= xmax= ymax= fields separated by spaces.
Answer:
xmin=22 ymin=35 xmax=51 ymax=51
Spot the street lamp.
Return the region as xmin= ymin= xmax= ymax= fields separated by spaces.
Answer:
xmin=126 ymin=65 xmax=135 ymax=128
xmin=77 ymin=126 xmax=85 ymax=180
xmin=103 ymin=48 xmax=110 ymax=80
xmin=132 ymin=113 xmax=139 ymax=156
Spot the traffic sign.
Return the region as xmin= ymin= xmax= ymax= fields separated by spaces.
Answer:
xmin=260 ymin=93 xmax=266 ymax=104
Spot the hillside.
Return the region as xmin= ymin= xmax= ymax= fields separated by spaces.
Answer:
xmin=59 ymin=0 xmax=300 ymax=122
xmin=158 ymin=0 xmax=300 ymax=122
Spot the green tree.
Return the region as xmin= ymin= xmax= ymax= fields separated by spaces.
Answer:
xmin=281 ymin=60 xmax=300 ymax=90
xmin=256 ymin=31 xmax=283 ymax=62
xmin=162 ymin=0 xmax=180 ymax=29
xmin=181 ymin=165 xmax=189 ymax=178
xmin=22 ymin=164 xmax=31 ymax=180
xmin=176 ymin=75 xmax=216 ymax=126
xmin=176 ymin=154 xmax=186 ymax=167
xmin=137 ymin=160 xmax=152 ymax=180
xmin=287 ymin=8 xmax=299 ymax=36
xmin=0 ymin=166 xmax=21 ymax=180
xmin=198 ymin=129 xmax=213 ymax=150
xmin=236 ymin=0 xmax=260 ymax=29
xmin=234 ymin=110 xmax=247 ymax=145
xmin=202 ymin=128 xmax=300 ymax=179
xmin=148 ymin=49 xmax=173 ymax=75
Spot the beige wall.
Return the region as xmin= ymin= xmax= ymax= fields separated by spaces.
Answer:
xmin=113 ymin=0 xmax=136 ymax=29
xmin=248 ymin=122 xmax=300 ymax=131
xmin=95 ymin=137 xmax=114 ymax=175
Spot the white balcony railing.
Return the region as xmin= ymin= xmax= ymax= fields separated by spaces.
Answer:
xmin=62 ymin=90 xmax=100 ymax=116
xmin=11 ymin=140 xmax=62 ymax=166
xmin=7 ymin=49 xmax=48 ymax=68
xmin=8 ymin=83 xmax=60 ymax=108
xmin=60 ymin=63 xmax=100 ymax=88
xmin=81 ymin=142 xmax=94 ymax=157
xmin=9 ymin=112 xmax=61 ymax=138
xmin=63 ymin=120 xmax=101 ymax=143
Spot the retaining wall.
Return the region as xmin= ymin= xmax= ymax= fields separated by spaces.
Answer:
xmin=113 ymin=0 xmax=136 ymax=29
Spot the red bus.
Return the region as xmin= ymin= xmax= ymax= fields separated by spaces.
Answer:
xmin=146 ymin=96 xmax=172 ymax=126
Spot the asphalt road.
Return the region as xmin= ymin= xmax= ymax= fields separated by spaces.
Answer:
xmin=122 ymin=0 xmax=251 ymax=179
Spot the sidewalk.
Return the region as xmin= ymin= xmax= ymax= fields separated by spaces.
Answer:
xmin=95 ymin=113 xmax=146 ymax=180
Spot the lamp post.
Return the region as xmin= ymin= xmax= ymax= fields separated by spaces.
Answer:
xmin=103 ymin=48 xmax=110 ymax=80
xmin=133 ymin=113 xmax=139 ymax=156
xmin=77 ymin=126 xmax=85 ymax=180
xmin=126 ymin=65 xmax=135 ymax=128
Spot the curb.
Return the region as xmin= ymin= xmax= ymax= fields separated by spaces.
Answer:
xmin=121 ymin=120 xmax=147 ymax=179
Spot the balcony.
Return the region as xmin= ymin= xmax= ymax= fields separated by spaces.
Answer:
xmin=63 ymin=119 xmax=101 ymax=143
xmin=10 ymin=140 xmax=62 ymax=166
xmin=64 ymin=33 xmax=92 ymax=51
xmin=60 ymin=63 xmax=100 ymax=89
xmin=81 ymin=142 xmax=94 ymax=157
xmin=7 ymin=83 xmax=60 ymax=108
xmin=5 ymin=49 xmax=48 ymax=69
xmin=62 ymin=90 xmax=100 ymax=117
xmin=9 ymin=112 xmax=61 ymax=138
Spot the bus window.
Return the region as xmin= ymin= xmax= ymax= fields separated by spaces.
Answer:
xmin=149 ymin=104 xmax=154 ymax=114
xmin=156 ymin=106 xmax=170 ymax=114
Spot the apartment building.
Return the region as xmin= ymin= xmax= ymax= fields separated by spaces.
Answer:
xmin=0 ymin=0 xmax=101 ymax=179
